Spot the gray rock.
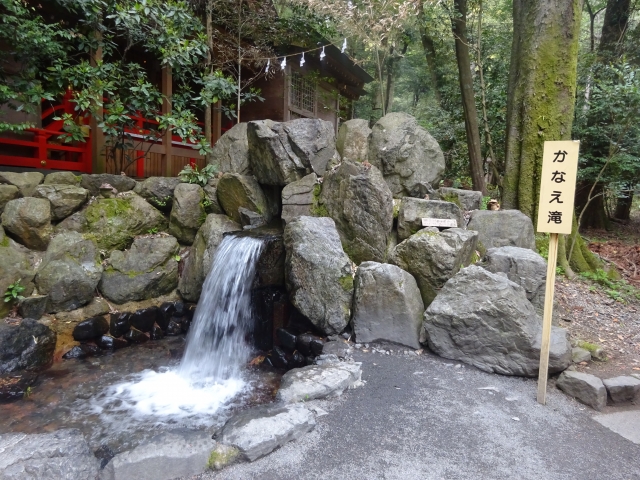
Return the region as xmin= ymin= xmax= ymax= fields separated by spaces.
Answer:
xmin=35 ymin=231 xmax=102 ymax=312
xmin=368 ymin=113 xmax=445 ymax=198
xmin=208 ymin=122 xmax=251 ymax=174
xmin=390 ymin=228 xmax=478 ymax=306
xmin=239 ymin=207 xmax=266 ymax=228
xmin=0 ymin=429 xmax=99 ymax=480
xmin=102 ymin=430 xmax=214 ymax=480
xmin=0 ymin=227 xmax=38 ymax=318
xmin=168 ymin=183 xmax=205 ymax=244
xmin=322 ymin=340 xmax=352 ymax=359
xmin=277 ymin=361 xmax=363 ymax=403
xmin=216 ymin=173 xmax=269 ymax=224
xmin=18 ymin=295 xmax=48 ymax=320
xmin=43 ymin=171 xmax=80 ymax=186
xmin=247 ymin=118 xmax=336 ymax=185
xmin=99 ymin=236 xmax=179 ymax=304
xmin=203 ymin=179 xmax=224 ymax=215
xmin=79 ymin=173 xmax=136 ymax=196
xmin=0 ymin=171 xmax=44 ymax=196
xmin=0 ymin=184 xmax=20 ymax=214
xmin=178 ymin=214 xmax=241 ymax=302
xmin=336 ymin=118 xmax=371 ymax=163
xmin=281 ymin=173 xmax=321 ymax=224
xmin=422 ymin=265 xmax=571 ymax=376
xmin=467 ymin=210 xmax=536 ymax=251
xmin=397 ymin=198 xmax=464 ymax=241
xmin=0 ymin=318 xmax=56 ymax=374
xmin=321 ymin=160 xmax=394 ymax=264
xmin=133 ymin=177 xmax=181 ymax=211
xmin=352 ymin=262 xmax=424 ymax=349
xmin=602 ymin=376 xmax=640 ymax=404
xmin=557 ymin=370 xmax=607 ymax=410
xmin=2 ymin=197 xmax=52 ymax=250
xmin=483 ymin=246 xmax=547 ymax=312
xmin=56 ymin=192 xmax=167 ymax=252
xmin=33 ymin=184 xmax=89 ymax=221
xmin=206 ymin=443 xmax=240 ymax=471
xmin=284 ymin=216 xmax=353 ymax=335
xmin=572 ymin=347 xmax=592 ymax=363
xmin=435 ymin=187 xmax=483 ymax=211
xmin=219 ymin=404 xmax=316 ymax=461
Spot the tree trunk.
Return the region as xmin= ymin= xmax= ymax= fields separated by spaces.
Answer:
xmin=575 ymin=181 xmax=610 ymax=229
xmin=204 ymin=0 xmax=213 ymax=154
xmin=451 ymin=0 xmax=486 ymax=194
xmin=614 ymin=184 xmax=634 ymax=220
xmin=384 ymin=41 xmax=409 ymax=114
xmin=418 ymin=4 xmax=443 ymax=105
xmin=598 ymin=0 xmax=631 ymax=59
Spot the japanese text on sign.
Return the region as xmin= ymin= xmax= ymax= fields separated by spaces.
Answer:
xmin=536 ymin=140 xmax=580 ymax=235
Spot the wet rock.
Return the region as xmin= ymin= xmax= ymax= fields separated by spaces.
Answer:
xmin=178 ymin=214 xmax=242 ymax=302
xmin=72 ymin=316 xmax=109 ymax=341
xmin=110 ymin=312 xmax=131 ymax=338
xmin=150 ymin=325 xmax=164 ymax=341
xmin=557 ymin=370 xmax=607 ymax=410
xmin=368 ymin=113 xmax=445 ymax=198
xmin=133 ymin=177 xmax=181 ymax=212
xmin=322 ymin=340 xmax=352 ymax=359
xmin=0 ymin=428 xmax=100 ymax=479
xmin=124 ymin=327 xmax=148 ymax=344
xmin=216 ymin=173 xmax=270 ymax=224
xmin=321 ymin=160 xmax=394 ymax=264
xmin=18 ymin=295 xmax=48 ymax=320
xmin=35 ymin=231 xmax=102 ymax=312
xmin=219 ymin=404 xmax=316 ymax=462
xmin=267 ymin=346 xmax=289 ymax=369
xmin=284 ymin=216 xmax=353 ymax=336
xmin=165 ymin=320 xmax=182 ymax=336
xmin=0 ymin=372 xmax=38 ymax=401
xmin=277 ymin=362 xmax=363 ymax=403
xmin=94 ymin=444 xmax=115 ymax=470
xmin=96 ymin=335 xmax=115 ymax=350
xmin=572 ymin=347 xmax=592 ymax=363
xmin=239 ymin=207 xmax=266 ymax=229
xmin=63 ymin=344 xmax=101 ymax=359
xmin=281 ymin=173 xmax=321 ymax=224
xmin=102 ymin=430 xmax=214 ymax=480
xmin=422 ymin=266 xmax=571 ymax=376
xmin=290 ymin=351 xmax=306 ymax=368
xmin=276 ymin=328 xmax=297 ymax=351
xmin=208 ymin=122 xmax=251 ymax=174
xmin=397 ymin=198 xmax=464 ymax=241
xmin=296 ymin=333 xmax=323 ymax=357
xmin=602 ymin=376 xmax=640 ymax=404
xmin=158 ymin=302 xmax=176 ymax=330
xmin=434 ymin=187 xmax=483 ymax=211
xmin=79 ymin=173 xmax=136 ymax=197
xmin=33 ymin=184 xmax=89 ymax=221
xmin=83 ymin=298 xmax=110 ymax=318
xmin=113 ymin=337 xmax=129 ymax=349
xmin=44 ymin=171 xmax=80 ymax=186
xmin=179 ymin=315 xmax=193 ymax=333
xmin=100 ymin=236 xmax=179 ymax=304
xmin=0 ymin=184 xmax=20 ymax=215
xmin=1 ymin=197 xmax=52 ymax=250
xmin=336 ymin=118 xmax=371 ymax=163
xmin=0 ymin=319 xmax=56 ymax=374
xmin=129 ymin=307 xmax=159 ymax=333
xmin=0 ymin=171 xmax=44 ymax=196
xmin=168 ymin=183 xmax=205 ymax=245
xmin=467 ymin=210 xmax=536 ymax=251
xmin=390 ymin=228 xmax=478 ymax=306
xmin=352 ymin=262 xmax=424 ymax=349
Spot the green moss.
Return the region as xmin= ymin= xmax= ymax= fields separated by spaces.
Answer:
xmin=339 ymin=274 xmax=354 ymax=291
xmin=85 ymin=198 xmax=132 ymax=225
xmin=207 ymin=447 xmax=239 ymax=471
xmin=441 ymin=193 xmax=462 ymax=208
xmin=476 ymin=240 xmax=486 ymax=258
xmin=393 ymin=201 xmax=400 ymax=219
xmin=0 ymin=236 xmax=9 ymax=248
xmin=470 ymin=251 xmax=480 ymax=264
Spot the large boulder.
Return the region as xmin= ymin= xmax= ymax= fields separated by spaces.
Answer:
xmin=203 ymin=178 xmax=223 ymax=215
xmin=99 ymin=236 xmax=179 ymax=304
xmin=435 ymin=187 xmax=483 ymax=211
xmin=33 ymin=184 xmax=89 ymax=221
xmin=133 ymin=177 xmax=181 ymax=212
xmin=208 ymin=122 xmax=251 ymax=174
xmin=467 ymin=210 xmax=536 ymax=251
xmin=336 ymin=118 xmax=371 ymax=163
xmin=352 ymin=262 xmax=424 ymax=349
xmin=168 ymin=183 xmax=205 ymax=244
xmin=0 ymin=227 xmax=38 ymax=318
xmin=1 ymin=197 xmax=52 ymax=250
xmin=284 ymin=216 xmax=353 ymax=335
xmin=281 ymin=173 xmax=321 ymax=224
xmin=0 ymin=171 xmax=44 ymax=196
xmin=79 ymin=173 xmax=136 ymax=196
xmin=0 ymin=319 xmax=56 ymax=374
xmin=56 ymin=192 xmax=167 ymax=252
xmin=368 ymin=113 xmax=445 ymax=198
xmin=397 ymin=198 xmax=464 ymax=241
xmin=557 ymin=371 xmax=607 ymax=410
xmin=321 ymin=160 xmax=394 ymax=264
xmin=390 ymin=228 xmax=478 ymax=306
xmin=43 ymin=171 xmax=80 ymax=186
xmin=0 ymin=184 xmax=20 ymax=214
xmin=483 ymin=246 xmax=547 ymax=312
xmin=35 ymin=232 xmax=103 ymax=312
xmin=178 ymin=214 xmax=242 ymax=302
xmin=422 ymin=265 xmax=571 ymax=376
xmin=216 ymin=173 xmax=269 ymax=224
xmin=247 ymin=118 xmax=336 ymax=185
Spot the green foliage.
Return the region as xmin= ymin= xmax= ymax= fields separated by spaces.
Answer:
xmin=147 ymin=227 xmax=158 ymax=234
xmin=178 ymin=163 xmax=217 ymax=187
xmin=4 ymin=279 xmax=25 ymax=304
xmin=579 ymin=268 xmax=640 ymax=302
xmin=480 ymin=196 xmax=491 ymax=210
xmin=535 ymin=233 xmax=550 ymax=259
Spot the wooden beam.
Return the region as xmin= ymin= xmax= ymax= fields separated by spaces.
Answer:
xmin=161 ymin=65 xmax=173 ymax=176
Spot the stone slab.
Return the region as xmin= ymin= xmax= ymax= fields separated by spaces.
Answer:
xmin=593 ymin=410 xmax=640 ymax=445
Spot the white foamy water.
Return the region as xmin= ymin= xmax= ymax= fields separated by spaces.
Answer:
xmin=86 ymin=235 xmax=264 ymax=426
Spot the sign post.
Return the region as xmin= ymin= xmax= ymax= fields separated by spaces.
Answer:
xmin=536 ymin=140 xmax=580 ymax=405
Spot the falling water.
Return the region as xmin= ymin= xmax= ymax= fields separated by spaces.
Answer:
xmin=85 ymin=235 xmax=264 ymax=428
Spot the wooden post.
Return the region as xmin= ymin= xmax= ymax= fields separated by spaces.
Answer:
xmin=90 ymin=30 xmax=105 ymax=174
xmin=161 ymin=65 xmax=173 ymax=176
xmin=212 ymin=100 xmax=222 ymax=145
xmin=536 ymin=232 xmax=559 ymax=404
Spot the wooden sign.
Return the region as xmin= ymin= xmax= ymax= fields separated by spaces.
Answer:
xmin=536 ymin=140 xmax=579 ymax=406
xmin=421 ymin=218 xmax=458 ymax=228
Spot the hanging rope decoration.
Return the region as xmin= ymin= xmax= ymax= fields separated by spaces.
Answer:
xmin=265 ymin=58 xmax=270 ymax=73
xmin=341 ymin=38 xmax=347 ymax=53
xmin=300 ymin=52 xmax=305 ymax=67
xmin=280 ymin=56 xmax=287 ymax=70
xmin=320 ymin=46 xmax=326 ymax=60
xmin=263 ymin=38 xmax=355 ymax=75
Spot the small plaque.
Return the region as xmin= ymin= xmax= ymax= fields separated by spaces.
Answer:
xmin=421 ymin=218 xmax=458 ymax=228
